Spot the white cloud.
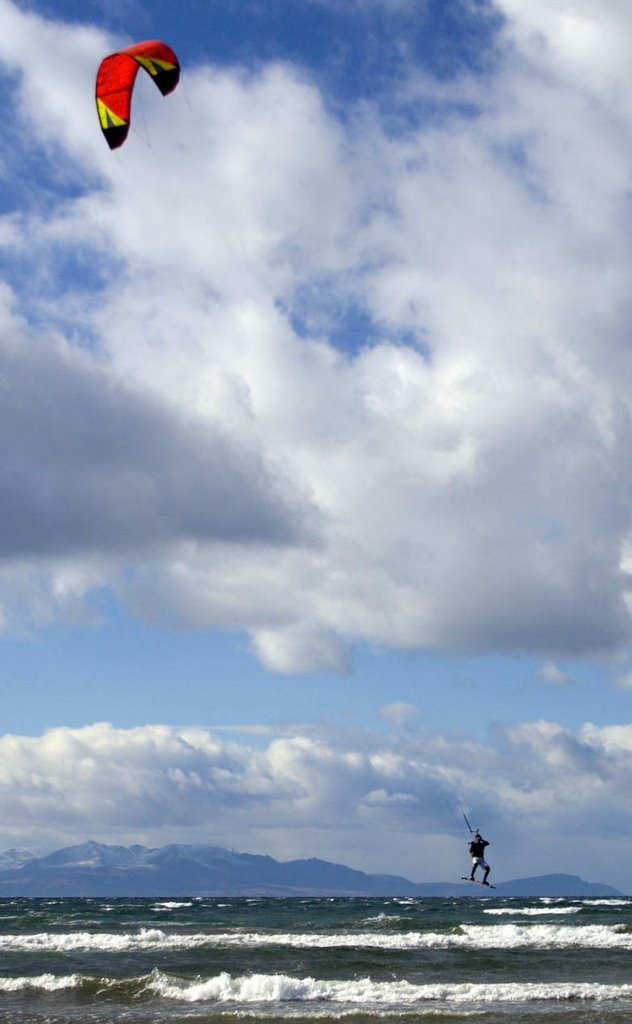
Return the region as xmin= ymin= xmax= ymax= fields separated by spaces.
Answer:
xmin=536 ymin=661 xmax=573 ymax=686
xmin=0 ymin=717 xmax=632 ymax=888
xmin=1 ymin=0 xmax=632 ymax=669
xmin=0 ymin=294 xmax=309 ymax=553
xmin=613 ymin=672 xmax=632 ymax=692
xmin=496 ymin=0 xmax=632 ymax=112
xmin=378 ymin=702 xmax=420 ymax=729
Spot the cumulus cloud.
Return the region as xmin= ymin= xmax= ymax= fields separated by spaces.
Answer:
xmin=0 ymin=722 xmax=454 ymax=864
xmin=1 ymin=0 xmax=632 ymax=669
xmin=0 ymin=296 xmax=311 ymax=557
xmin=536 ymin=661 xmax=573 ymax=686
xmin=1 ymin=717 xmax=632 ymax=887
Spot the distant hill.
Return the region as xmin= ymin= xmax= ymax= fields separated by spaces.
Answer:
xmin=0 ymin=841 xmax=623 ymax=898
xmin=0 ymin=848 xmax=35 ymax=872
xmin=490 ymin=873 xmax=622 ymax=898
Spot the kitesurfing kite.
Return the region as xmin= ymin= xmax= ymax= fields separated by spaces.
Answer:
xmin=95 ymin=40 xmax=180 ymax=149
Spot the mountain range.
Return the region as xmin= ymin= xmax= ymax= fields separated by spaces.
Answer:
xmin=0 ymin=841 xmax=623 ymax=897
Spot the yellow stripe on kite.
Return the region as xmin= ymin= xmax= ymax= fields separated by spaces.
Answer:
xmin=135 ymin=56 xmax=177 ymax=76
xmin=96 ymin=98 xmax=127 ymax=130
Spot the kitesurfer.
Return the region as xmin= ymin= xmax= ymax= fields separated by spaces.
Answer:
xmin=469 ymin=832 xmax=490 ymax=885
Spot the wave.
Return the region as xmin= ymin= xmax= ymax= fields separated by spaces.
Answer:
xmin=151 ymin=902 xmax=194 ymax=911
xmin=0 ymin=974 xmax=82 ymax=993
xmin=581 ymin=899 xmax=631 ymax=906
xmin=3 ymin=970 xmax=632 ymax=1006
xmin=2 ymin=922 xmax=632 ymax=952
xmin=483 ymin=907 xmax=581 ymax=916
xmin=146 ymin=973 xmax=632 ymax=1005
xmin=362 ymin=913 xmax=405 ymax=924
xmin=0 ymin=928 xmax=201 ymax=953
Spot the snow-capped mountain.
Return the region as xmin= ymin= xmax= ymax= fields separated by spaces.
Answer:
xmin=0 ymin=841 xmax=623 ymax=898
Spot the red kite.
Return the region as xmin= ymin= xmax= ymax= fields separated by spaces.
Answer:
xmin=96 ymin=40 xmax=180 ymax=149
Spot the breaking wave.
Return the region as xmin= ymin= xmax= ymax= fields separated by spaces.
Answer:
xmin=2 ymin=921 xmax=632 ymax=952
xmin=3 ymin=970 xmax=632 ymax=1006
xmin=483 ymin=906 xmax=582 ymax=916
xmin=146 ymin=973 xmax=632 ymax=1005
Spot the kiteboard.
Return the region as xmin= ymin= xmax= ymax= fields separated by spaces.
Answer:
xmin=461 ymin=877 xmax=496 ymax=889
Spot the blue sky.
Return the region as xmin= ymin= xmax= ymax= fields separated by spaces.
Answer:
xmin=2 ymin=0 xmax=632 ymax=889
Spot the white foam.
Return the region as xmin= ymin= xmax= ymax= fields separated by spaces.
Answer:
xmin=146 ymin=972 xmax=632 ymax=1005
xmin=152 ymin=902 xmax=193 ymax=911
xmin=484 ymin=907 xmax=581 ymax=916
xmin=209 ymin=924 xmax=632 ymax=951
xmin=0 ymin=928 xmax=194 ymax=953
xmin=3 ymin=969 xmax=632 ymax=1007
xmin=363 ymin=913 xmax=403 ymax=924
xmin=581 ymin=899 xmax=631 ymax=906
xmin=0 ymin=974 xmax=82 ymax=992
xmin=2 ymin=922 xmax=631 ymax=953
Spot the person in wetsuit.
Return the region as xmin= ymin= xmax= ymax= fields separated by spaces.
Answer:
xmin=469 ymin=832 xmax=490 ymax=885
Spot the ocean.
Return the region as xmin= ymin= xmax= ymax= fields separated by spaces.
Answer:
xmin=1 ymin=894 xmax=631 ymax=1023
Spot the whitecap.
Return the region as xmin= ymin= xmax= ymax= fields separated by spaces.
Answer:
xmin=202 ymin=924 xmax=632 ymax=951
xmin=152 ymin=902 xmax=193 ymax=911
xmin=581 ymin=899 xmax=631 ymax=906
xmin=484 ymin=907 xmax=581 ymax=916
xmin=0 ymin=928 xmax=191 ymax=953
xmin=3 ymin=921 xmax=631 ymax=953
xmin=0 ymin=974 xmax=82 ymax=992
xmin=145 ymin=971 xmax=632 ymax=1006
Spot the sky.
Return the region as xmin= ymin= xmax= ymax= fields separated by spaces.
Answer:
xmin=1 ymin=0 xmax=632 ymax=890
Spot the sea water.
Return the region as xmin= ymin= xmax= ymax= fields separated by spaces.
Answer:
xmin=0 ymin=894 xmax=631 ymax=1023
